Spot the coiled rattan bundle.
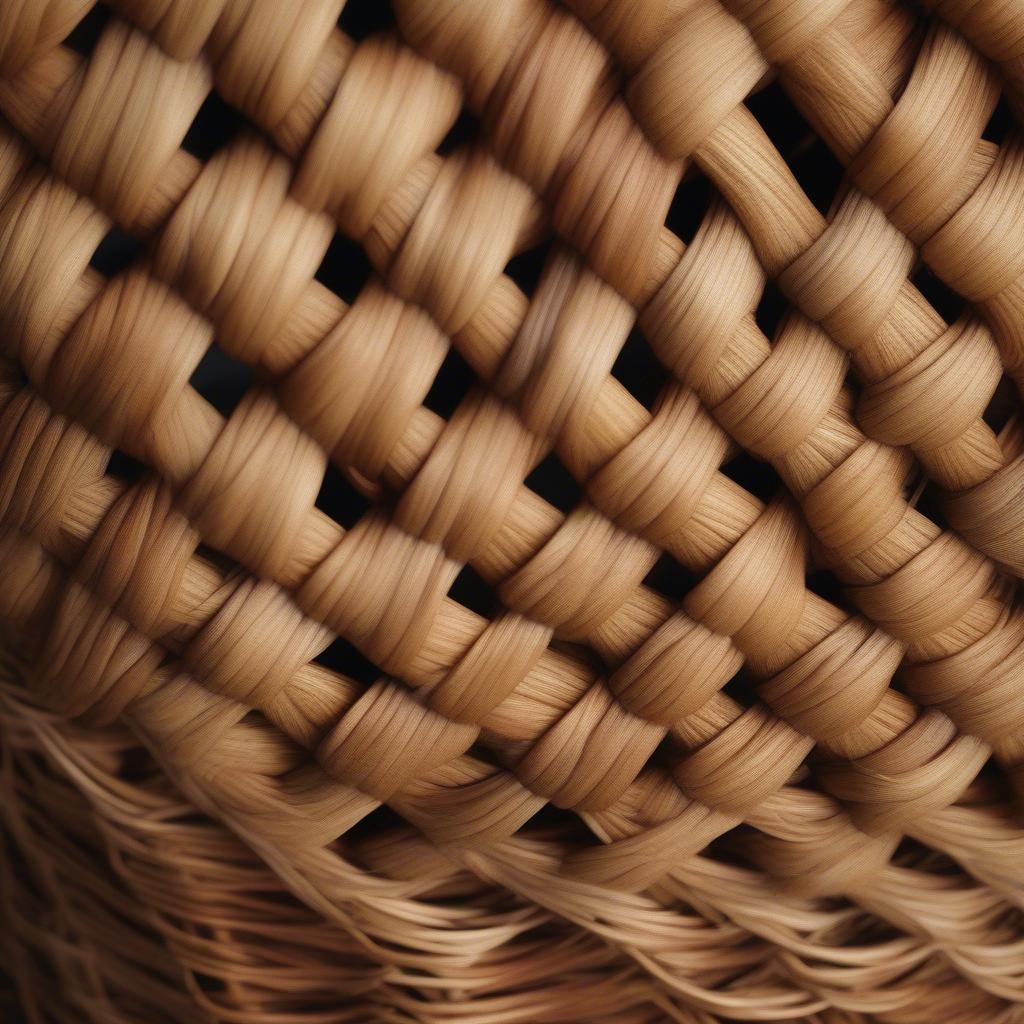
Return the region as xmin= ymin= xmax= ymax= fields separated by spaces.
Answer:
xmin=1 ymin=1 xmax=1024 ymax=1020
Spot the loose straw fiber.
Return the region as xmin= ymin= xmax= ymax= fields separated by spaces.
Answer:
xmin=1 ymin=0 xmax=1024 ymax=1020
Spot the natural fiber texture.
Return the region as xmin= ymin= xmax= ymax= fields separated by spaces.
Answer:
xmin=1 ymin=1 xmax=1023 ymax=1020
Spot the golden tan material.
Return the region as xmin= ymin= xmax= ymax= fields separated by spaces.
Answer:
xmin=1 ymin=1 xmax=1023 ymax=1020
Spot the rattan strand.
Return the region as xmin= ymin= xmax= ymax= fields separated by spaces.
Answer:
xmin=1 ymin=1 xmax=1023 ymax=1022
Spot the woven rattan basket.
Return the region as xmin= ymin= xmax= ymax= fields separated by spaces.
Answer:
xmin=2 ymin=1 xmax=1024 ymax=1021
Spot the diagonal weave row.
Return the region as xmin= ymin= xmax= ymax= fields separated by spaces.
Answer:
xmin=0 ymin=0 xmax=1015 ymax=888
xmin=1 ymin=0 xmax=1023 ymax=1021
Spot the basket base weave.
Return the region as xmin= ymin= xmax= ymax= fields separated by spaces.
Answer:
xmin=0 ymin=648 xmax=709 ymax=1024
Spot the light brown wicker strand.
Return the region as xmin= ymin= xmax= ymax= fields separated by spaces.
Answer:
xmin=911 ymin=1 xmax=1024 ymax=137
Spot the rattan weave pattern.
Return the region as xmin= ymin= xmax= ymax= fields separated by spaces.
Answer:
xmin=0 ymin=1 xmax=1023 ymax=1021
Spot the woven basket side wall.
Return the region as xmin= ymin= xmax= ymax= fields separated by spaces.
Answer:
xmin=0 ymin=14 xmax=1007 ymax=921
xmin=388 ymin=0 xmax=1024 ymax=731
xmin=2 ymin=646 xmax=1020 ymax=1023
xmin=556 ymin=0 xmax=1024 ymax=574
xmin=0 ymin=0 xmax=1022 ymax=1021
xmin=5 ymin=375 xmax=1020 ymax=1020
xmin=0 ymin=0 xmax=1015 ymax=868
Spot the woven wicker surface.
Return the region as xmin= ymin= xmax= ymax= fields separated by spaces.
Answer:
xmin=1 ymin=0 xmax=1024 ymax=1020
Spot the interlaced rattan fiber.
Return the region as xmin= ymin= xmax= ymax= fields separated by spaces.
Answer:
xmin=1 ymin=0 xmax=1024 ymax=1020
